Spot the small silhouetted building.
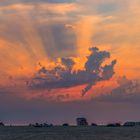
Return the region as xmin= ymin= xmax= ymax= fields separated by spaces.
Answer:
xmin=76 ymin=118 xmax=88 ymax=126
xmin=124 ymin=122 xmax=140 ymax=127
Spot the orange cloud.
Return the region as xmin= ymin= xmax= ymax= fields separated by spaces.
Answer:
xmin=0 ymin=0 xmax=140 ymax=101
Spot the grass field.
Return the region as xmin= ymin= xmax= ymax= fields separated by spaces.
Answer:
xmin=0 ymin=126 xmax=140 ymax=140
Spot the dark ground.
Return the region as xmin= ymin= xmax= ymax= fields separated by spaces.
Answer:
xmin=0 ymin=126 xmax=140 ymax=140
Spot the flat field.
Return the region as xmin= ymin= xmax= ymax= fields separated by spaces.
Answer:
xmin=0 ymin=126 xmax=140 ymax=140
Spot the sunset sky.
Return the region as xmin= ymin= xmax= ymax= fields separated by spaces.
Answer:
xmin=0 ymin=0 xmax=140 ymax=125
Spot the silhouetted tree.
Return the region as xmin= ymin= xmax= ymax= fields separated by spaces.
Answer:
xmin=107 ymin=123 xmax=121 ymax=127
xmin=91 ymin=123 xmax=97 ymax=126
xmin=62 ymin=123 xmax=69 ymax=126
xmin=0 ymin=122 xmax=4 ymax=127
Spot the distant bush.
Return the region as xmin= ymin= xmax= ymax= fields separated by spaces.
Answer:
xmin=30 ymin=122 xmax=53 ymax=128
xmin=0 ymin=122 xmax=4 ymax=127
xmin=91 ymin=123 xmax=97 ymax=126
xmin=62 ymin=123 xmax=69 ymax=126
xmin=107 ymin=123 xmax=121 ymax=127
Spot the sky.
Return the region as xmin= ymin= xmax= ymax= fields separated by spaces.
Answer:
xmin=0 ymin=0 xmax=140 ymax=125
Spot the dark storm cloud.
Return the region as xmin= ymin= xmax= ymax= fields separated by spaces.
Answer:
xmin=29 ymin=47 xmax=117 ymax=96
xmin=94 ymin=76 xmax=140 ymax=102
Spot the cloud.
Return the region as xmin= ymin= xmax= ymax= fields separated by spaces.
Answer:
xmin=61 ymin=58 xmax=75 ymax=71
xmin=0 ymin=0 xmax=140 ymax=125
xmin=29 ymin=47 xmax=117 ymax=96
xmin=0 ymin=0 xmax=139 ymax=100
xmin=102 ymin=60 xmax=117 ymax=80
xmin=85 ymin=47 xmax=110 ymax=73
xmin=0 ymin=0 xmax=76 ymax=6
xmin=38 ymin=0 xmax=75 ymax=3
xmin=0 ymin=1 xmax=78 ymax=77
xmin=94 ymin=76 xmax=140 ymax=102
